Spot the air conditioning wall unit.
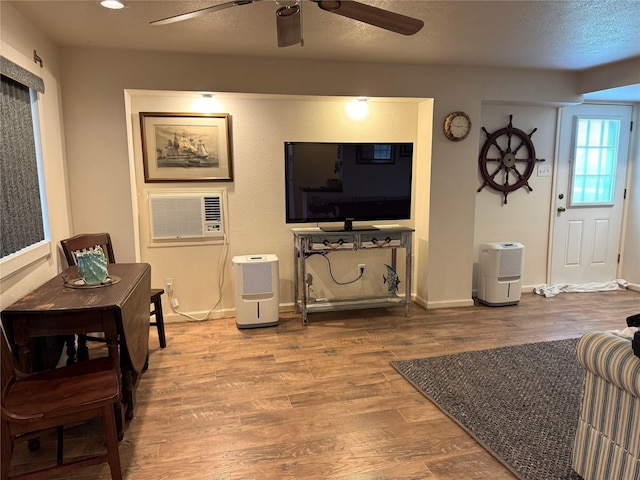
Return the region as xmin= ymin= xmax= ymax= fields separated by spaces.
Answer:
xmin=477 ymin=242 xmax=525 ymax=306
xmin=148 ymin=192 xmax=224 ymax=241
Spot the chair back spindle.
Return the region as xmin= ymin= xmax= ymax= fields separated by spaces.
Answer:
xmin=61 ymin=233 xmax=116 ymax=267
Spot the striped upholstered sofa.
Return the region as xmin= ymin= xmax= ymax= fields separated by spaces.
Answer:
xmin=572 ymin=332 xmax=640 ymax=480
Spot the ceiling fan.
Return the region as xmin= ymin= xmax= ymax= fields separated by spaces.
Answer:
xmin=150 ymin=0 xmax=424 ymax=48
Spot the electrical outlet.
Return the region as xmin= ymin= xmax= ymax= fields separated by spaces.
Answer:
xmin=165 ymin=277 xmax=173 ymax=294
xmin=358 ymin=264 xmax=366 ymax=275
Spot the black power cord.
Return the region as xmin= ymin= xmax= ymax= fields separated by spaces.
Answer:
xmin=306 ymin=252 xmax=364 ymax=286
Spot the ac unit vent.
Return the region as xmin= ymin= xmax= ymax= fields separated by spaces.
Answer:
xmin=149 ymin=192 xmax=224 ymax=241
xmin=204 ymin=196 xmax=222 ymax=223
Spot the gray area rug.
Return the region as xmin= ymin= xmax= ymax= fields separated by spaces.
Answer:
xmin=391 ymin=339 xmax=584 ymax=480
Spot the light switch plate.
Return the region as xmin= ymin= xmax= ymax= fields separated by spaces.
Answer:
xmin=537 ymin=164 xmax=552 ymax=176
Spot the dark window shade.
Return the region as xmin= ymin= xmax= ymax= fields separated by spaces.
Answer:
xmin=0 ymin=56 xmax=44 ymax=93
xmin=1 ymin=74 xmax=45 ymax=257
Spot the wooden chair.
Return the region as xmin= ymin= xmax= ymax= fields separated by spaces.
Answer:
xmin=60 ymin=233 xmax=166 ymax=349
xmin=1 ymin=330 xmax=122 ymax=480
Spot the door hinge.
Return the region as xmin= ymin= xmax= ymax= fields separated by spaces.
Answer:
xmin=631 ymin=120 xmax=634 ymax=132
xmin=624 ymin=188 xmax=627 ymax=200
xmin=618 ymin=253 xmax=621 ymax=264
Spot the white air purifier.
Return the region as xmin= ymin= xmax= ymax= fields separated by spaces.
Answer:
xmin=232 ymin=254 xmax=279 ymax=328
xmin=477 ymin=242 xmax=524 ymax=306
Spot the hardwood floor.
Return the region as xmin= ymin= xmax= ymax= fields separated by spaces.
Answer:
xmin=7 ymin=290 xmax=639 ymax=479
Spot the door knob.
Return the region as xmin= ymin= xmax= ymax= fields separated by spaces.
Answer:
xmin=557 ymin=206 xmax=566 ymax=213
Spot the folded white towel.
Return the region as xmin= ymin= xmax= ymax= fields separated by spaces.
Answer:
xmin=533 ymin=279 xmax=628 ymax=298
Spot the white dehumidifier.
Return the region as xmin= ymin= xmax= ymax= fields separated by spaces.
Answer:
xmin=232 ymin=254 xmax=279 ymax=328
xmin=477 ymin=242 xmax=524 ymax=306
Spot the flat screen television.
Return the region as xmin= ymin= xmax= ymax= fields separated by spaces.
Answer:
xmin=285 ymin=142 xmax=413 ymax=231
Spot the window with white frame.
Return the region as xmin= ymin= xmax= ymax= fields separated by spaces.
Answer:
xmin=0 ymin=56 xmax=49 ymax=276
xmin=570 ymin=117 xmax=621 ymax=206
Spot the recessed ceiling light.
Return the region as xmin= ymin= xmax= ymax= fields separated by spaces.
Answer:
xmin=100 ymin=0 xmax=125 ymax=10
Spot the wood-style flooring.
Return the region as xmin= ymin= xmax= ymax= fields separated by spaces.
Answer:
xmin=7 ymin=289 xmax=640 ymax=479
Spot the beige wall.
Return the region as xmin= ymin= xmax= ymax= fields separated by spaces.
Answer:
xmin=2 ymin=3 xmax=638 ymax=320
xmin=128 ymin=93 xmax=425 ymax=318
xmin=0 ymin=3 xmax=73 ymax=309
xmin=473 ymin=104 xmax=558 ymax=289
xmin=56 ymin=47 xmax=584 ymax=314
xmin=577 ymin=57 xmax=640 ymax=95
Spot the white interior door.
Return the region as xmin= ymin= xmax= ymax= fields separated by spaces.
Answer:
xmin=551 ymin=104 xmax=632 ymax=284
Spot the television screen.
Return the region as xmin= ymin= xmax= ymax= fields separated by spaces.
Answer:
xmin=285 ymin=142 xmax=413 ymax=231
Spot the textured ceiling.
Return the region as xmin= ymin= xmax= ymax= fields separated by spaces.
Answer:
xmin=7 ymin=0 xmax=640 ymax=98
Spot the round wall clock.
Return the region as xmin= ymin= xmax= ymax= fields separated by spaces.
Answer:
xmin=444 ymin=111 xmax=472 ymax=141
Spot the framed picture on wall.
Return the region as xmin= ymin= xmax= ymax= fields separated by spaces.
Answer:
xmin=140 ymin=112 xmax=233 ymax=182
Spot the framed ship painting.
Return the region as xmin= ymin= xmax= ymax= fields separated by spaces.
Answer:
xmin=140 ymin=112 xmax=233 ymax=182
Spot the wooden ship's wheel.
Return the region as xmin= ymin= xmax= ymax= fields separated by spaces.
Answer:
xmin=477 ymin=115 xmax=544 ymax=204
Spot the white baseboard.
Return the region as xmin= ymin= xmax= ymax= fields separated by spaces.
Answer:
xmin=162 ymin=307 xmax=234 ymax=323
xmin=426 ymin=299 xmax=475 ymax=309
xmin=162 ymin=283 xmax=638 ymax=324
xmin=162 ymin=303 xmax=298 ymax=324
xmin=417 ymin=296 xmax=475 ymax=309
xmin=627 ymin=283 xmax=640 ymax=293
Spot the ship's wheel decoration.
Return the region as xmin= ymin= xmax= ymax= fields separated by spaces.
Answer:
xmin=477 ymin=115 xmax=545 ymax=204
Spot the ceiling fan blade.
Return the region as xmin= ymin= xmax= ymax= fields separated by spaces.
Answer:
xmin=150 ymin=0 xmax=261 ymax=26
xmin=313 ymin=1 xmax=423 ymax=35
xmin=276 ymin=5 xmax=302 ymax=47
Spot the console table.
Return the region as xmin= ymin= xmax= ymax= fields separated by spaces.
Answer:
xmin=293 ymin=227 xmax=413 ymax=325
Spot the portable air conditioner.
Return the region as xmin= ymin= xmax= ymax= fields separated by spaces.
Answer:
xmin=477 ymin=242 xmax=524 ymax=306
xmin=232 ymin=254 xmax=279 ymax=328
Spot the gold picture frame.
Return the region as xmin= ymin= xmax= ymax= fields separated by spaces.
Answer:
xmin=140 ymin=112 xmax=232 ymax=182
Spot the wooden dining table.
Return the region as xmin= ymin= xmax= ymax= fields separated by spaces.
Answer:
xmin=1 ymin=263 xmax=151 ymax=439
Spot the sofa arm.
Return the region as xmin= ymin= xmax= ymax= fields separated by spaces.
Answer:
xmin=577 ymin=332 xmax=640 ymax=398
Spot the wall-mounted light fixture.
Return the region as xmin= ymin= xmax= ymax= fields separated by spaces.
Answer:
xmin=192 ymin=93 xmax=221 ymax=113
xmin=346 ymin=97 xmax=369 ymax=120
xmin=100 ymin=0 xmax=125 ymax=9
